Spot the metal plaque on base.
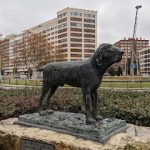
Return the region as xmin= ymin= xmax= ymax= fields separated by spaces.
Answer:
xmin=21 ymin=138 xmax=55 ymax=150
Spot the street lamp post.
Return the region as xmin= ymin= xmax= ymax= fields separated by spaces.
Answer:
xmin=0 ymin=34 xmax=2 ymax=81
xmin=0 ymin=55 xmax=2 ymax=81
xmin=131 ymin=5 xmax=142 ymax=83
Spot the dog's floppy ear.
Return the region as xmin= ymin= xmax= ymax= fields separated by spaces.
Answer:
xmin=96 ymin=51 xmax=103 ymax=66
xmin=95 ymin=43 xmax=112 ymax=66
xmin=96 ymin=58 xmax=102 ymax=66
xmin=101 ymin=43 xmax=112 ymax=49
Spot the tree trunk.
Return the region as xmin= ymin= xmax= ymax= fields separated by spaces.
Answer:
xmin=32 ymin=67 xmax=37 ymax=79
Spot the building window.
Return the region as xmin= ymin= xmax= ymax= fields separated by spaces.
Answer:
xmin=63 ymin=12 xmax=67 ymax=17
xmin=57 ymin=54 xmax=68 ymax=60
xmin=58 ymin=38 xmax=67 ymax=43
xmin=58 ymin=14 xmax=61 ymax=19
xmin=70 ymin=33 xmax=82 ymax=37
xmin=84 ymin=44 xmax=95 ymax=48
xmin=58 ymin=33 xmax=67 ymax=38
xmin=58 ymin=17 xmax=67 ymax=24
xmin=84 ymin=39 xmax=95 ymax=43
xmin=84 ymin=34 xmax=95 ymax=38
xmin=57 ymin=49 xmax=67 ymax=53
xmin=84 ymin=24 xmax=95 ymax=28
xmin=85 ymin=49 xmax=95 ymax=53
xmin=58 ymin=22 xmax=67 ymax=29
xmin=71 ymin=49 xmax=82 ymax=52
xmin=42 ymin=30 xmax=46 ymax=34
xmin=84 ymin=14 xmax=95 ymax=18
xmin=84 ymin=29 xmax=95 ymax=33
xmin=58 ymin=28 xmax=67 ymax=34
xmin=70 ymin=12 xmax=82 ymax=17
xmin=70 ymin=22 xmax=82 ymax=27
xmin=70 ymin=43 xmax=82 ymax=47
xmin=84 ymin=53 xmax=93 ymax=57
xmin=70 ymin=17 xmax=82 ymax=22
xmin=71 ymin=54 xmax=82 ymax=57
xmin=70 ymin=38 xmax=82 ymax=42
xmin=70 ymin=28 xmax=82 ymax=32
xmin=58 ymin=43 xmax=67 ymax=48
xmin=84 ymin=19 xmax=95 ymax=23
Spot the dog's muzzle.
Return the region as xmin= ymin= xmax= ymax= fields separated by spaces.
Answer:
xmin=115 ymin=50 xmax=124 ymax=62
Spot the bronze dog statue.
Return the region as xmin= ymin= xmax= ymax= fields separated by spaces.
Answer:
xmin=38 ymin=43 xmax=124 ymax=124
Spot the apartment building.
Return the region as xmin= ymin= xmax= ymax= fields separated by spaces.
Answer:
xmin=139 ymin=47 xmax=150 ymax=77
xmin=57 ymin=7 xmax=97 ymax=61
xmin=114 ymin=38 xmax=149 ymax=74
xmin=0 ymin=37 xmax=10 ymax=73
xmin=23 ymin=7 xmax=97 ymax=62
xmin=0 ymin=7 xmax=97 ymax=76
xmin=9 ymin=34 xmax=25 ymax=74
xmin=29 ymin=18 xmax=58 ymax=62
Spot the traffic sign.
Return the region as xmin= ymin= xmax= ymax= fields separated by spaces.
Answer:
xmin=130 ymin=63 xmax=136 ymax=69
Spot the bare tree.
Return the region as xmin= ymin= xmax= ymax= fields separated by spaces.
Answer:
xmin=21 ymin=32 xmax=54 ymax=78
xmin=0 ymin=39 xmax=9 ymax=76
xmin=18 ymin=31 xmax=68 ymax=78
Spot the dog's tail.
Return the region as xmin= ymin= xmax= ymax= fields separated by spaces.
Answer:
xmin=37 ymin=66 xmax=45 ymax=71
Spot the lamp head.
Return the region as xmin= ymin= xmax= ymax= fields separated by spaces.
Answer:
xmin=135 ymin=5 xmax=142 ymax=9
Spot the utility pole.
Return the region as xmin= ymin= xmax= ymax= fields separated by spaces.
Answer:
xmin=0 ymin=55 xmax=2 ymax=81
xmin=131 ymin=5 xmax=142 ymax=83
xmin=0 ymin=34 xmax=2 ymax=81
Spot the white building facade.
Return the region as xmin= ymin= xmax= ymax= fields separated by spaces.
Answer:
xmin=0 ymin=7 xmax=97 ymax=76
xmin=139 ymin=47 xmax=150 ymax=77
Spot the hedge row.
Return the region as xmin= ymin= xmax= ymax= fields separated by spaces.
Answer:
xmin=0 ymin=88 xmax=150 ymax=126
xmin=51 ymin=88 xmax=150 ymax=126
xmin=0 ymin=88 xmax=38 ymax=120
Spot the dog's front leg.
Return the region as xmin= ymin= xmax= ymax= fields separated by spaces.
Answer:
xmin=91 ymin=90 xmax=103 ymax=121
xmin=91 ymin=89 xmax=97 ymax=118
xmin=82 ymin=88 xmax=96 ymax=124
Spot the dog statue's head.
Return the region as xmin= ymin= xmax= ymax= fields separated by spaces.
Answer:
xmin=94 ymin=43 xmax=124 ymax=67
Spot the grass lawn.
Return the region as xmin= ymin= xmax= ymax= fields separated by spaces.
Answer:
xmin=0 ymin=78 xmax=150 ymax=89
xmin=0 ymin=79 xmax=42 ymax=86
xmin=101 ymin=81 xmax=150 ymax=88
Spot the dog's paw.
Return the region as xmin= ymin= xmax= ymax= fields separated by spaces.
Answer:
xmin=86 ymin=117 xmax=96 ymax=124
xmin=38 ymin=110 xmax=48 ymax=116
xmin=94 ymin=115 xmax=103 ymax=121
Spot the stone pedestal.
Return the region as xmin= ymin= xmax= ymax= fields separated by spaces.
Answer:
xmin=0 ymin=118 xmax=150 ymax=150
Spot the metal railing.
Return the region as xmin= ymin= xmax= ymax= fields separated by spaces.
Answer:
xmin=0 ymin=76 xmax=150 ymax=89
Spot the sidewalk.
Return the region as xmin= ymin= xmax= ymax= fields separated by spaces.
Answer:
xmin=0 ymin=84 xmax=41 ymax=89
xmin=0 ymin=83 xmax=150 ymax=91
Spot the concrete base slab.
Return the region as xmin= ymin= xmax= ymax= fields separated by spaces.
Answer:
xmin=14 ymin=110 xmax=127 ymax=143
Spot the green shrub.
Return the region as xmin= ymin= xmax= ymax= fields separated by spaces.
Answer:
xmin=0 ymin=88 xmax=39 ymax=120
xmin=0 ymin=88 xmax=150 ymax=126
xmin=51 ymin=88 xmax=150 ymax=126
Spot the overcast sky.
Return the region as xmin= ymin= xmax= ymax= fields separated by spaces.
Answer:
xmin=0 ymin=0 xmax=149 ymax=45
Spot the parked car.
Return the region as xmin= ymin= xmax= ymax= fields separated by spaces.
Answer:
xmin=20 ymin=75 xmax=27 ymax=79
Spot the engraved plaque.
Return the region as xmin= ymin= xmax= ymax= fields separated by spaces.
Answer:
xmin=21 ymin=138 xmax=55 ymax=150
